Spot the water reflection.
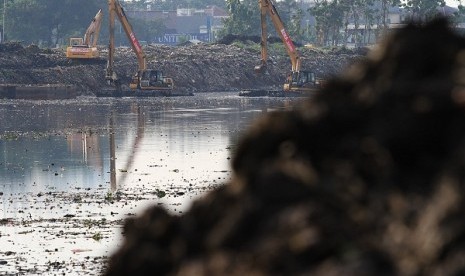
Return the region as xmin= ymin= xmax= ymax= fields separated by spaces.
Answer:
xmin=110 ymin=114 xmax=116 ymax=191
xmin=0 ymin=92 xmax=301 ymax=203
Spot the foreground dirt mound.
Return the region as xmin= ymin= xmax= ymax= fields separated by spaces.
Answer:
xmin=0 ymin=41 xmax=364 ymax=95
xmin=104 ymin=18 xmax=465 ymax=275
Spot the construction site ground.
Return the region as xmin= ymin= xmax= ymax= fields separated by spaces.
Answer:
xmin=0 ymin=41 xmax=366 ymax=95
xmin=0 ymin=41 xmax=367 ymax=275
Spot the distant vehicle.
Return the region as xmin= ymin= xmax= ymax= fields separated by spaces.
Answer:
xmin=66 ymin=9 xmax=103 ymax=60
xmin=255 ymin=0 xmax=322 ymax=93
xmin=105 ymin=0 xmax=174 ymax=96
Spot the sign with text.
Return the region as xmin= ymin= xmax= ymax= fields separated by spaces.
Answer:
xmin=154 ymin=33 xmax=210 ymax=45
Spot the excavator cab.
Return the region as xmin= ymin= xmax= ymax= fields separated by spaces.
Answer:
xmin=133 ymin=70 xmax=174 ymax=90
xmin=295 ymin=71 xmax=315 ymax=86
xmin=142 ymin=70 xmax=162 ymax=87
xmin=284 ymin=71 xmax=316 ymax=92
xmin=69 ymin=38 xmax=84 ymax=46
xmin=287 ymin=71 xmax=315 ymax=86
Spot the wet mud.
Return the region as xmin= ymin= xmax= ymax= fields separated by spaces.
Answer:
xmin=0 ymin=92 xmax=302 ymax=275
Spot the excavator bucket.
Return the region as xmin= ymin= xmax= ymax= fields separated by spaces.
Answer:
xmin=254 ymin=63 xmax=267 ymax=74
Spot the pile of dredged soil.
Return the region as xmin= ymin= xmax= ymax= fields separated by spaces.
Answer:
xmin=0 ymin=41 xmax=365 ymax=95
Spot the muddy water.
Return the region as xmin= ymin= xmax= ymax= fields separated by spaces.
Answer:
xmin=0 ymin=92 xmax=302 ymax=275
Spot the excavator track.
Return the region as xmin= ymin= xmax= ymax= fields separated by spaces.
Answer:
xmin=238 ymin=89 xmax=316 ymax=97
xmin=68 ymin=58 xmax=106 ymax=66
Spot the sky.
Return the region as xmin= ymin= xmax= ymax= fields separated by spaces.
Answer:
xmin=446 ymin=0 xmax=461 ymax=7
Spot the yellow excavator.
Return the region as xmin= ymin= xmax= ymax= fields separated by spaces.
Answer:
xmin=105 ymin=0 xmax=174 ymax=96
xmin=66 ymin=9 xmax=103 ymax=60
xmin=255 ymin=0 xmax=320 ymax=94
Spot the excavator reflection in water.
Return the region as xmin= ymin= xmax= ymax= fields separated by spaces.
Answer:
xmin=65 ymin=106 xmax=144 ymax=192
xmin=103 ymin=0 xmax=174 ymax=97
xmin=108 ymin=105 xmax=146 ymax=191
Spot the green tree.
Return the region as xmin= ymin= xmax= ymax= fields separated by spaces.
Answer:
xmin=221 ymin=0 xmax=307 ymax=41
xmin=275 ymin=0 xmax=305 ymax=42
xmin=288 ymin=8 xmax=305 ymax=43
xmin=401 ymin=0 xmax=446 ymax=21
xmin=338 ymin=0 xmax=378 ymax=46
xmin=360 ymin=0 xmax=378 ymax=45
xmin=130 ymin=17 xmax=165 ymax=43
xmin=3 ymin=0 xmax=106 ymax=45
xmin=221 ymin=0 xmax=260 ymax=36
xmin=450 ymin=4 xmax=465 ymax=28
xmin=5 ymin=0 xmax=46 ymax=43
xmin=310 ymin=0 xmax=346 ymax=46
xmin=276 ymin=0 xmax=297 ymax=24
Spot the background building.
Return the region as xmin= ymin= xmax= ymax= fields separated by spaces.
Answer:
xmin=127 ymin=5 xmax=229 ymax=45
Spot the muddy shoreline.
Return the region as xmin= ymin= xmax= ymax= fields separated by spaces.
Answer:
xmin=0 ymin=181 xmax=221 ymax=275
xmin=0 ymin=93 xmax=296 ymax=275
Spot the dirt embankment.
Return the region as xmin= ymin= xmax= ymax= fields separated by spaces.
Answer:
xmin=0 ymin=41 xmax=366 ymax=95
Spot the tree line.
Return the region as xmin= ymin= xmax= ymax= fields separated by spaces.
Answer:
xmin=3 ymin=0 xmax=107 ymax=46
xmin=222 ymin=0 xmax=465 ymax=47
xmin=1 ymin=0 xmax=464 ymax=47
xmin=1 ymin=0 xmax=223 ymax=46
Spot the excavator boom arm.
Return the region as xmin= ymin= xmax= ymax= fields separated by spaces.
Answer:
xmin=106 ymin=2 xmax=116 ymax=82
xmin=258 ymin=0 xmax=301 ymax=72
xmin=109 ymin=0 xmax=146 ymax=72
xmin=105 ymin=0 xmax=174 ymax=92
xmin=257 ymin=4 xmax=268 ymax=70
xmin=84 ymin=9 xmax=103 ymax=47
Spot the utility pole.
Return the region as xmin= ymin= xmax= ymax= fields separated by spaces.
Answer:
xmin=2 ymin=0 xmax=5 ymax=43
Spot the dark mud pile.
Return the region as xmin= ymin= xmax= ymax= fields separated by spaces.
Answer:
xmin=0 ymin=43 xmax=104 ymax=94
xmin=0 ymin=41 xmax=364 ymax=95
xmin=216 ymin=34 xmax=289 ymax=45
xmin=103 ymin=19 xmax=465 ymax=276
